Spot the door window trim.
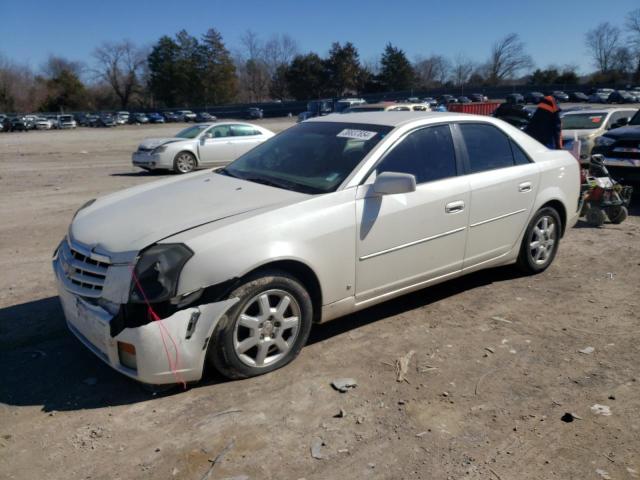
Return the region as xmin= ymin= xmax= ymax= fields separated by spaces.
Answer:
xmin=452 ymin=121 xmax=532 ymax=175
xmin=360 ymin=123 xmax=463 ymax=186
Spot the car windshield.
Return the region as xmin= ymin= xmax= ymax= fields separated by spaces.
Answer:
xmin=175 ymin=125 xmax=208 ymax=139
xmin=562 ymin=113 xmax=606 ymax=129
xmin=60 ymin=115 xmax=72 ymax=121
xmin=220 ymin=121 xmax=392 ymax=194
xmin=630 ymin=111 xmax=640 ymax=126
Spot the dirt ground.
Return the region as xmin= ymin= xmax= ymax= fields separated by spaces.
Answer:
xmin=1 ymin=119 xmax=639 ymax=480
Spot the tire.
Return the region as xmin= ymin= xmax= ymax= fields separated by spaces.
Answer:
xmin=209 ymin=270 xmax=313 ymax=380
xmin=606 ymin=205 xmax=628 ymax=224
xmin=173 ymin=151 xmax=197 ymax=174
xmin=585 ymin=206 xmax=606 ymax=227
xmin=517 ymin=207 xmax=562 ymax=274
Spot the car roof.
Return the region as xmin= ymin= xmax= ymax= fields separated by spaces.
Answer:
xmin=309 ymin=111 xmax=477 ymax=127
xmin=563 ymin=108 xmax=635 ymax=116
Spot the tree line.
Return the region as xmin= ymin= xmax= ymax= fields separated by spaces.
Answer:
xmin=1 ymin=8 xmax=639 ymax=113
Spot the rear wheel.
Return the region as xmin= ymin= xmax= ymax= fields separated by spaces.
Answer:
xmin=606 ymin=205 xmax=628 ymax=224
xmin=209 ymin=270 xmax=313 ymax=379
xmin=173 ymin=152 xmax=197 ymax=174
xmin=517 ymin=207 xmax=561 ymax=274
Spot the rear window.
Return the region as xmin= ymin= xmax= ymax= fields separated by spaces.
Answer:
xmin=459 ymin=123 xmax=516 ymax=173
xmin=562 ymin=113 xmax=605 ymax=129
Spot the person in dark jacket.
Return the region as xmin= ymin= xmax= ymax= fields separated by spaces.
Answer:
xmin=524 ymin=95 xmax=562 ymax=149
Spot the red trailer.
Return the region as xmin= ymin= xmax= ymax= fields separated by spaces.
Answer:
xmin=447 ymin=102 xmax=501 ymax=116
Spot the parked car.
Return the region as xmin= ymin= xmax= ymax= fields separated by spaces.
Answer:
xmin=608 ymin=90 xmax=636 ymax=104
xmin=55 ymin=111 xmax=580 ymax=384
xmin=588 ymin=88 xmax=614 ymax=103
xmin=162 ymin=111 xmax=180 ymax=122
xmin=195 ymin=112 xmax=217 ymax=123
xmin=550 ymin=91 xmax=569 ymax=102
xmin=493 ymin=103 xmax=534 ymax=129
xmin=176 ymin=110 xmax=197 ymax=122
xmin=334 ymin=98 xmax=366 ymax=113
xmin=592 ymin=109 xmax=640 ymax=181
xmin=0 ymin=114 xmax=5 ymax=132
xmin=132 ymin=122 xmax=275 ymax=174
xmin=438 ymin=94 xmax=457 ymax=104
xmin=57 ymin=114 xmax=77 ymax=129
xmin=95 ymin=113 xmax=116 ymax=127
xmin=115 ymin=112 xmax=129 ymax=125
xmin=129 ymin=113 xmax=149 ymax=124
xmin=568 ymin=91 xmax=589 ymax=102
xmin=147 ymin=112 xmax=166 ymax=124
xmin=34 ymin=117 xmax=53 ymax=130
xmin=344 ymin=102 xmax=430 ymax=113
xmin=6 ymin=116 xmax=34 ymax=131
xmin=422 ymin=97 xmax=438 ymax=107
xmin=468 ymin=93 xmax=485 ymax=102
xmin=457 ymin=96 xmax=472 ymax=103
xmin=244 ymin=107 xmax=264 ymax=120
xmin=297 ymin=99 xmax=335 ymax=122
xmin=523 ymin=92 xmax=544 ymax=104
xmin=505 ymin=93 xmax=525 ymax=104
xmin=561 ymin=108 xmax=638 ymax=162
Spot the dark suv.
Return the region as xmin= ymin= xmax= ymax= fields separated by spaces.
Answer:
xmin=592 ymin=110 xmax=640 ymax=182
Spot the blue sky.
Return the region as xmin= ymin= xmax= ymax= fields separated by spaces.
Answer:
xmin=1 ymin=0 xmax=637 ymax=74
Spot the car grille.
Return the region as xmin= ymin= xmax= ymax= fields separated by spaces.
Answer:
xmin=611 ymin=140 xmax=640 ymax=159
xmin=58 ymin=240 xmax=110 ymax=297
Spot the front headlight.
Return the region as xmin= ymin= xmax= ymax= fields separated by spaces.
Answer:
xmin=151 ymin=145 xmax=168 ymax=154
xmin=595 ymin=136 xmax=615 ymax=147
xmin=129 ymin=244 xmax=193 ymax=303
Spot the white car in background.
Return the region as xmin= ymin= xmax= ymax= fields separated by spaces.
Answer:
xmin=132 ymin=122 xmax=275 ymax=173
xmin=562 ymin=108 xmax=637 ymax=162
xmin=35 ymin=117 xmax=54 ymax=130
xmin=55 ymin=111 xmax=579 ymax=385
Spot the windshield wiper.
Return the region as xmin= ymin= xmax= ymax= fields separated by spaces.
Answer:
xmin=243 ymin=175 xmax=295 ymax=190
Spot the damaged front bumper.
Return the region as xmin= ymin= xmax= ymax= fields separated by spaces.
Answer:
xmin=53 ymin=240 xmax=237 ymax=385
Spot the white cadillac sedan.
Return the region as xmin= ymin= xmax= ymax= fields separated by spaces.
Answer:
xmin=54 ymin=112 xmax=580 ymax=385
xmin=131 ymin=122 xmax=274 ymax=174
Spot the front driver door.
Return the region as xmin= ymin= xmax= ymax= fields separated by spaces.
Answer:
xmin=355 ymin=124 xmax=470 ymax=305
xmin=198 ymin=125 xmax=237 ymax=166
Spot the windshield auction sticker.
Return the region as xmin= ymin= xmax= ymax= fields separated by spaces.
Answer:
xmin=337 ymin=129 xmax=377 ymax=140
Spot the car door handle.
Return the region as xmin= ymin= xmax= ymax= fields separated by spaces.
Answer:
xmin=445 ymin=200 xmax=465 ymax=213
xmin=519 ymin=182 xmax=532 ymax=192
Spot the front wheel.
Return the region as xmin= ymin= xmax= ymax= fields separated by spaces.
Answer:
xmin=517 ymin=207 xmax=562 ymax=274
xmin=209 ymin=270 xmax=313 ymax=379
xmin=173 ymin=152 xmax=197 ymax=174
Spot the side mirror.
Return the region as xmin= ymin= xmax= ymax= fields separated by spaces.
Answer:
xmin=372 ymin=171 xmax=416 ymax=196
xmin=203 ymin=132 xmax=213 ymax=139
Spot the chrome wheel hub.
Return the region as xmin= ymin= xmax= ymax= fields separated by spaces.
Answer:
xmin=233 ymin=289 xmax=301 ymax=367
xmin=529 ymin=215 xmax=556 ymax=265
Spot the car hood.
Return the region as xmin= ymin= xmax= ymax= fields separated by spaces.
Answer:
xmin=70 ymin=171 xmax=308 ymax=254
xmin=138 ymin=137 xmax=189 ymax=150
xmin=602 ymin=125 xmax=640 ymax=140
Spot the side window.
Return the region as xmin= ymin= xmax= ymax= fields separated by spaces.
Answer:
xmin=231 ymin=124 xmax=261 ymax=136
xmin=510 ymin=140 xmax=531 ymax=165
xmin=208 ymin=125 xmax=231 ymax=138
xmin=459 ymin=123 xmax=515 ymax=173
xmin=376 ymin=125 xmax=457 ymax=184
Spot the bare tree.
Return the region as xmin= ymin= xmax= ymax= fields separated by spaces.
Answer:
xmin=627 ymin=9 xmax=640 ymax=50
xmin=486 ymin=33 xmax=533 ymax=84
xmin=627 ymin=8 xmax=640 ymax=77
xmin=263 ymin=33 xmax=298 ymax=76
xmin=451 ymin=55 xmax=475 ymax=89
xmin=237 ymin=30 xmax=270 ymax=101
xmin=92 ymin=40 xmax=146 ymax=109
xmin=585 ymin=22 xmax=621 ymax=73
xmin=414 ymin=55 xmax=450 ymax=87
xmin=0 ymin=54 xmax=45 ymax=112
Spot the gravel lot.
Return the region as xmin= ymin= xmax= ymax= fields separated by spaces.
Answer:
xmin=1 ymin=118 xmax=640 ymax=480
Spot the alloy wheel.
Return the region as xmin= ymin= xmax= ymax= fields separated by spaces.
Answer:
xmin=528 ymin=215 xmax=557 ymax=265
xmin=233 ymin=289 xmax=301 ymax=368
